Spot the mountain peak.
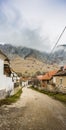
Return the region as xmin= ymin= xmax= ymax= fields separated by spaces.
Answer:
xmin=0 ymin=44 xmax=48 ymax=62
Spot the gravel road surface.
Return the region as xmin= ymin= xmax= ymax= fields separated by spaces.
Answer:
xmin=0 ymin=87 xmax=66 ymax=130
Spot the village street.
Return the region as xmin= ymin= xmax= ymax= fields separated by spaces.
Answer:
xmin=0 ymin=87 xmax=66 ymax=130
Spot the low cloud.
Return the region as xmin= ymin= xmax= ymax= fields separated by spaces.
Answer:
xmin=0 ymin=0 xmax=66 ymax=52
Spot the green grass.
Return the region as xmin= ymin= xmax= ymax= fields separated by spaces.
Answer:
xmin=0 ymin=88 xmax=22 ymax=106
xmin=30 ymin=86 xmax=66 ymax=103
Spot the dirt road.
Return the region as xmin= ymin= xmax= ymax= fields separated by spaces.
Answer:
xmin=0 ymin=87 xmax=66 ymax=130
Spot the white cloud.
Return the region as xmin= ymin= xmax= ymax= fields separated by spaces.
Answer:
xmin=0 ymin=0 xmax=66 ymax=52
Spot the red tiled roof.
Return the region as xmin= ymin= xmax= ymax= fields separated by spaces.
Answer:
xmin=37 ymin=70 xmax=58 ymax=81
xmin=54 ymin=69 xmax=66 ymax=76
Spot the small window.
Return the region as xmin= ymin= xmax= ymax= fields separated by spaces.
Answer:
xmin=60 ymin=78 xmax=62 ymax=84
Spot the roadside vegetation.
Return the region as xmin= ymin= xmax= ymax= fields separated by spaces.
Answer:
xmin=30 ymin=86 xmax=66 ymax=104
xmin=0 ymin=88 xmax=22 ymax=106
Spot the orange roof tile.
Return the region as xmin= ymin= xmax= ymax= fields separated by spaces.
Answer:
xmin=37 ymin=70 xmax=58 ymax=81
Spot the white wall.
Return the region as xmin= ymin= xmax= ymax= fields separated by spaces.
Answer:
xmin=53 ymin=77 xmax=56 ymax=83
xmin=0 ymin=59 xmax=14 ymax=97
xmin=5 ymin=77 xmax=14 ymax=92
xmin=22 ymin=81 xmax=28 ymax=87
xmin=0 ymin=75 xmax=6 ymax=90
xmin=0 ymin=59 xmax=4 ymax=75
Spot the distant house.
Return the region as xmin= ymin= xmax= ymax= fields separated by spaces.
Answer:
xmin=22 ymin=77 xmax=29 ymax=87
xmin=0 ymin=50 xmax=14 ymax=99
xmin=11 ymin=69 xmax=20 ymax=87
xmin=53 ymin=68 xmax=66 ymax=93
xmin=37 ymin=70 xmax=58 ymax=91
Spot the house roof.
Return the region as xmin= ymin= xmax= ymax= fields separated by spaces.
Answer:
xmin=37 ymin=70 xmax=58 ymax=81
xmin=54 ymin=69 xmax=66 ymax=76
xmin=0 ymin=50 xmax=9 ymax=61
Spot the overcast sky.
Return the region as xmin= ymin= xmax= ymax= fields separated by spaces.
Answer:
xmin=0 ymin=0 xmax=66 ymax=52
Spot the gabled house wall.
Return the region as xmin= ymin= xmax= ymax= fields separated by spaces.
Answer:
xmin=53 ymin=76 xmax=66 ymax=93
xmin=37 ymin=70 xmax=58 ymax=92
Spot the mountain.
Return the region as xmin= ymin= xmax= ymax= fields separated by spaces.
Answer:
xmin=0 ymin=44 xmax=66 ymax=64
xmin=0 ymin=44 xmax=59 ymax=76
xmin=0 ymin=44 xmax=48 ymax=62
xmin=51 ymin=45 xmax=66 ymax=65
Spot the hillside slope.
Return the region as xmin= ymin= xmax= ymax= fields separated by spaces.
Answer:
xmin=0 ymin=44 xmax=48 ymax=62
xmin=0 ymin=44 xmax=59 ymax=75
xmin=10 ymin=55 xmax=58 ymax=76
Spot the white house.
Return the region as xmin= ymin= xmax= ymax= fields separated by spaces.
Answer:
xmin=0 ymin=50 xmax=14 ymax=99
xmin=22 ymin=77 xmax=28 ymax=87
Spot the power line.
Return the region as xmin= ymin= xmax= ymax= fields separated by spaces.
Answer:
xmin=49 ymin=26 xmax=66 ymax=57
